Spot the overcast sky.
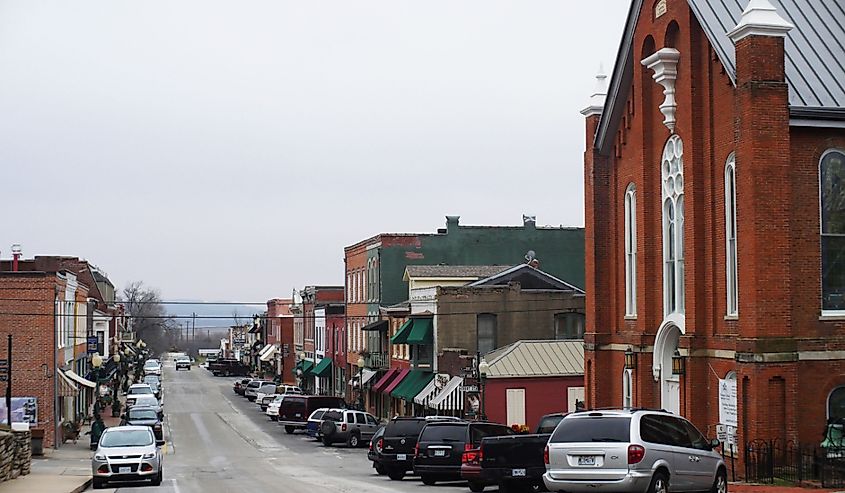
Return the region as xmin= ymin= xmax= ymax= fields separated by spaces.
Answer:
xmin=0 ymin=1 xmax=627 ymax=302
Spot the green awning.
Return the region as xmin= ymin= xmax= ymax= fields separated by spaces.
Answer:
xmin=405 ymin=318 xmax=433 ymax=345
xmin=309 ymin=357 xmax=332 ymax=378
xmin=294 ymin=360 xmax=314 ymax=376
xmin=390 ymin=319 xmax=414 ymax=344
xmin=391 ymin=370 xmax=434 ymax=401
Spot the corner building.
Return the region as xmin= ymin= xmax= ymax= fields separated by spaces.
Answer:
xmin=583 ymin=0 xmax=845 ymax=448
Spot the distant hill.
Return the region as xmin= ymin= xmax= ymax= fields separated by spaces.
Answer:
xmin=165 ymin=301 xmax=266 ymax=328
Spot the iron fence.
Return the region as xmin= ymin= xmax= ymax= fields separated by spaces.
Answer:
xmin=744 ymin=439 xmax=845 ymax=488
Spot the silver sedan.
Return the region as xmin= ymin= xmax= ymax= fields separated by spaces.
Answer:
xmin=92 ymin=426 xmax=163 ymax=489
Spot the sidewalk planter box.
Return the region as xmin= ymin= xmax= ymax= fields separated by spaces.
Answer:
xmin=30 ymin=428 xmax=44 ymax=456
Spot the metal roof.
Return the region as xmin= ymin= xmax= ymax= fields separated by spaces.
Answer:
xmin=484 ymin=340 xmax=584 ymax=378
xmin=690 ymin=0 xmax=845 ymax=109
xmin=596 ymin=0 xmax=845 ymax=154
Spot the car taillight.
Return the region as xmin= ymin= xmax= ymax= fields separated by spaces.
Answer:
xmin=544 ymin=445 xmax=549 ymax=465
xmin=341 ymin=423 xmax=347 ymax=432
xmin=414 ymin=442 xmax=420 ymax=458
xmin=628 ymin=444 xmax=645 ymax=464
xmin=376 ymin=438 xmax=384 ymax=453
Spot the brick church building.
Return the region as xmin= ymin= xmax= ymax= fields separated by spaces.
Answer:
xmin=583 ymin=0 xmax=845 ymax=447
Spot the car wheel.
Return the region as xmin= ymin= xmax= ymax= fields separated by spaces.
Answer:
xmin=387 ymin=468 xmax=405 ymax=481
xmin=421 ymin=475 xmax=436 ymax=486
xmin=347 ymin=432 xmax=360 ymax=448
xmin=284 ymin=426 xmax=295 ymax=434
xmin=92 ymin=478 xmax=106 ymax=489
xmin=468 ymin=480 xmax=485 ymax=492
xmin=152 ymin=468 xmax=162 ymax=486
xmin=648 ymin=471 xmax=670 ymax=493
xmin=710 ymin=470 xmax=727 ymax=493
xmin=375 ymin=463 xmax=386 ymax=476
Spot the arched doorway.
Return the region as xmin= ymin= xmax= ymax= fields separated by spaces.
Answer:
xmin=653 ymin=320 xmax=682 ymax=414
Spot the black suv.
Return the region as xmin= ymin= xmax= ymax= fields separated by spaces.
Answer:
xmin=379 ymin=416 xmax=463 ymax=481
xmin=414 ymin=421 xmax=513 ymax=485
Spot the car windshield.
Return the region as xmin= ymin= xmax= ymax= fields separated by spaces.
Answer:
xmin=386 ymin=419 xmax=425 ymax=438
xmin=272 ymin=396 xmax=285 ymax=403
xmin=101 ymin=429 xmax=153 ymax=447
xmin=128 ymin=409 xmax=158 ymax=420
xmin=144 ymin=362 xmax=158 ymax=368
xmin=128 ymin=386 xmax=152 ymax=394
xmin=133 ymin=396 xmax=158 ymax=407
xmin=421 ymin=424 xmax=466 ymax=442
xmin=537 ymin=415 xmax=565 ymax=434
xmin=550 ymin=416 xmax=631 ymax=443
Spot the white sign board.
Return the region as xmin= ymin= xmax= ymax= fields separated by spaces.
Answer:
xmin=718 ymin=378 xmax=738 ymax=427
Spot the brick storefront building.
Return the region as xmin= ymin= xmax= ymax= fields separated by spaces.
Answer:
xmin=583 ymin=0 xmax=845 ymax=448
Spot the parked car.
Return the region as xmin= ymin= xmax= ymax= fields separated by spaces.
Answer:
xmin=265 ymin=394 xmax=290 ymax=421
xmin=414 ymin=421 xmax=513 ymax=486
xmin=125 ymin=384 xmax=155 ymax=407
xmin=120 ymin=406 xmax=164 ymax=445
xmin=143 ymin=359 xmax=162 ymax=376
xmin=127 ymin=394 xmax=163 ymax=420
xmin=175 ymin=357 xmax=191 ymax=371
xmin=464 ymin=413 xmax=566 ymax=492
xmin=368 ymin=426 xmax=387 ymax=475
xmin=258 ymin=385 xmax=304 ymax=411
xmin=143 ymin=374 xmax=161 ymax=387
xmin=233 ymin=378 xmax=253 ymax=395
xmin=277 ymin=395 xmax=347 ymax=434
xmin=243 ymin=380 xmax=275 ymax=402
xmin=92 ymin=426 xmax=162 ymax=489
xmin=379 ymin=416 xmax=464 ymax=481
xmin=145 ymin=379 xmax=161 ymax=400
xmin=319 ymin=409 xmax=381 ymax=447
xmin=543 ymin=409 xmax=726 ymax=493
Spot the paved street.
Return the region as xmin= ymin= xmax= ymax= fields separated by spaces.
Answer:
xmin=100 ymin=360 xmax=476 ymax=492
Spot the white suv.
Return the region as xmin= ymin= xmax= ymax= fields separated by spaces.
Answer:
xmin=544 ymin=409 xmax=726 ymax=493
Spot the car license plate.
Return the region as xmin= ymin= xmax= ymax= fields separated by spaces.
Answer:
xmin=119 ymin=466 xmax=131 ymax=474
xmin=434 ymin=450 xmax=446 ymax=457
xmin=512 ymin=468 xmax=526 ymax=477
xmin=578 ymin=456 xmax=596 ymax=466
xmin=397 ymin=454 xmax=407 ymax=461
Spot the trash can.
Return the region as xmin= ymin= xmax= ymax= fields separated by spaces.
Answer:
xmin=30 ymin=428 xmax=44 ymax=456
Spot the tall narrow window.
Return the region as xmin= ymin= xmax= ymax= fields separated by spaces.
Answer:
xmin=821 ymin=150 xmax=845 ymax=313
xmin=622 ymin=369 xmax=633 ymax=409
xmin=477 ymin=314 xmax=498 ymax=355
xmin=624 ymin=184 xmax=638 ymax=316
xmin=662 ymin=135 xmax=685 ymax=316
xmin=725 ymin=153 xmax=738 ymax=316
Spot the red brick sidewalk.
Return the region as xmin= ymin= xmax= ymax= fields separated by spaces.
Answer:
xmin=731 ymin=483 xmax=841 ymax=493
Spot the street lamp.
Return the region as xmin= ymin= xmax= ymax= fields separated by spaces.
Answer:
xmin=356 ymin=356 xmax=365 ymax=411
xmin=91 ymin=354 xmax=104 ymax=415
xmin=624 ymin=347 xmax=637 ymax=370
xmin=671 ymin=349 xmax=685 ymax=376
xmin=478 ymin=358 xmax=489 ymax=421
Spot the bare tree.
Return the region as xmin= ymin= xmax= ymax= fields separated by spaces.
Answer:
xmin=120 ymin=281 xmax=174 ymax=355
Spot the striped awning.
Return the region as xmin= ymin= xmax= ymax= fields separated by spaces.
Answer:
xmin=64 ymin=370 xmax=96 ymax=389
xmin=429 ymin=376 xmax=464 ymax=411
xmin=413 ymin=377 xmax=439 ymax=406
xmin=258 ymin=344 xmax=276 ymax=362
xmin=58 ymin=370 xmax=79 ymax=397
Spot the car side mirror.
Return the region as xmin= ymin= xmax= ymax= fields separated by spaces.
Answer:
xmin=710 ymin=438 xmax=721 ymax=449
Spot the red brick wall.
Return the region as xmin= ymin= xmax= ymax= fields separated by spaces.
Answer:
xmin=584 ymin=0 xmax=845 ymax=450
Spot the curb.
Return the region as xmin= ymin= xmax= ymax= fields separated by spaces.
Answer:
xmin=69 ymin=478 xmax=91 ymax=493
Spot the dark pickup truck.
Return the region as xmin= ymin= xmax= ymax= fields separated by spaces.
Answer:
xmin=208 ymin=359 xmax=250 ymax=377
xmin=462 ymin=413 xmax=566 ymax=492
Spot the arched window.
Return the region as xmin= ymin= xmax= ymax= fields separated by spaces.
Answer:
xmin=625 ymin=184 xmax=638 ymax=316
xmin=821 ymin=150 xmax=845 ymax=313
xmin=622 ymin=369 xmax=633 ymax=409
xmin=726 ymin=153 xmax=738 ymax=316
xmin=829 ymin=387 xmax=845 ymax=420
xmin=662 ymin=135 xmax=685 ymax=315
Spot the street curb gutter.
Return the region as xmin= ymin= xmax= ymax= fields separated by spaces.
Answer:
xmin=69 ymin=478 xmax=92 ymax=493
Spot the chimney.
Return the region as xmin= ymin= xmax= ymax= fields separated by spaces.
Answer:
xmin=728 ymin=0 xmax=793 ymax=84
xmin=11 ymin=244 xmax=21 ymax=272
xmin=445 ymin=215 xmax=460 ymax=233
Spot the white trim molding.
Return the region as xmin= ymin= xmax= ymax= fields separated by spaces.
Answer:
xmin=641 ymin=48 xmax=681 ymax=132
xmin=727 ymin=0 xmax=793 ymax=43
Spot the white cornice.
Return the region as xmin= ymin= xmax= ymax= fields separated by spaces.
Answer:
xmin=727 ymin=0 xmax=793 ymax=43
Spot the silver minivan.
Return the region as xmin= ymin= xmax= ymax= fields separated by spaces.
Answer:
xmin=544 ymin=410 xmax=726 ymax=493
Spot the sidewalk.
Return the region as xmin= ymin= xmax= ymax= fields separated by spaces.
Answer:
xmin=731 ymin=483 xmax=842 ymax=493
xmin=0 ymin=413 xmax=123 ymax=493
